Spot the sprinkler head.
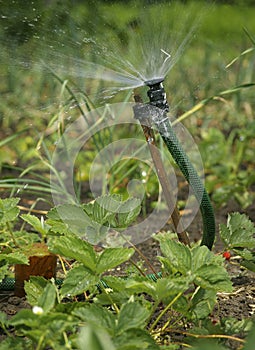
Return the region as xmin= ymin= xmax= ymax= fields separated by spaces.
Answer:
xmin=144 ymin=78 xmax=164 ymax=87
xmin=145 ymin=78 xmax=169 ymax=112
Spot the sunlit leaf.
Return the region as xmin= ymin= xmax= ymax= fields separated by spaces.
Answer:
xmin=155 ymin=233 xmax=192 ymax=274
xmin=194 ymin=264 xmax=232 ymax=292
xmin=47 ymin=204 xmax=92 ymax=236
xmin=25 ymin=276 xmax=48 ymax=306
xmin=0 ymin=197 xmax=20 ymax=223
xmin=48 ymin=233 xmax=97 ymax=271
xmin=96 ymin=247 xmax=134 ymax=274
xmin=0 ymin=252 xmax=29 ymax=265
xmin=21 ymin=214 xmax=48 ymax=236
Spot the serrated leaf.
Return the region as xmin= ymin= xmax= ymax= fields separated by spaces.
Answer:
xmin=155 ymin=277 xmax=189 ymax=301
xmin=48 ymin=233 xmax=96 ymax=271
xmin=190 ymin=288 xmax=217 ymax=320
xmin=21 ymin=214 xmax=47 ymax=236
xmin=78 ymin=324 xmax=116 ymax=350
xmin=0 ymin=252 xmax=29 ymax=265
xmin=0 ymin=197 xmax=20 ymax=223
xmin=83 ymin=195 xmax=141 ymax=229
xmin=37 ymin=283 xmax=56 ymax=313
xmin=61 ymin=265 xmax=99 ymax=297
xmin=46 ymin=204 xmax=92 ymax=236
xmin=73 ymin=304 xmax=115 ymax=334
xmin=116 ymin=302 xmax=150 ymax=334
xmin=115 ymin=198 xmax=141 ymax=228
xmin=96 ymin=248 xmax=134 ymax=274
xmin=219 ymin=213 xmax=255 ymax=249
xmin=155 ymin=233 xmax=191 ymax=274
xmin=191 ymin=246 xmax=216 ymax=272
xmin=25 ymin=276 xmax=48 ymax=306
xmin=195 ymin=264 xmax=232 ymax=292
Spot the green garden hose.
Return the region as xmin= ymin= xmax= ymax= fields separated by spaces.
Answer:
xmin=137 ymin=78 xmax=215 ymax=250
xmin=0 ymin=273 xmax=162 ymax=291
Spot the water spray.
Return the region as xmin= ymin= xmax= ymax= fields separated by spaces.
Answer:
xmin=134 ymin=78 xmax=216 ymax=250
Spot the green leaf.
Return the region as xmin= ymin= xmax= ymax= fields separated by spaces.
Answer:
xmin=61 ymin=265 xmax=99 ymax=297
xmin=125 ymin=278 xmax=157 ymax=299
xmin=21 ymin=214 xmax=48 ymax=236
xmin=47 ymin=204 xmax=92 ymax=236
xmin=244 ymin=323 xmax=255 ymax=350
xmin=83 ymin=195 xmax=141 ymax=229
xmin=37 ymin=283 xmax=56 ymax=313
xmin=116 ymin=302 xmax=150 ymax=334
xmin=240 ymin=259 xmax=255 ymax=272
xmin=155 ymin=277 xmax=189 ymax=301
xmin=78 ymin=324 xmax=116 ymax=350
xmin=24 ymin=276 xmax=48 ymax=306
xmin=0 ymin=337 xmax=30 ymax=350
xmin=96 ymin=248 xmax=134 ymax=274
xmin=114 ymin=328 xmax=159 ymax=350
xmin=48 ymin=233 xmax=97 ymax=271
xmin=114 ymin=197 xmax=141 ymax=228
xmin=194 ymin=264 xmax=232 ymax=292
xmin=191 ymin=246 xmax=217 ymax=272
xmin=10 ymin=309 xmax=38 ymax=327
xmin=0 ymin=197 xmax=20 ymax=223
xmin=219 ymin=213 xmax=255 ymax=249
xmin=155 ymin=233 xmax=192 ymax=274
xmin=73 ymin=304 xmax=115 ymax=334
xmin=0 ymin=252 xmax=29 ymax=265
xmin=190 ymin=288 xmax=217 ymax=320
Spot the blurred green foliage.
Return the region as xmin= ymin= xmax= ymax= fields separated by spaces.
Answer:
xmin=0 ymin=1 xmax=255 ymax=209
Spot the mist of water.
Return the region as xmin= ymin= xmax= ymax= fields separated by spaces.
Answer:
xmin=1 ymin=2 xmax=207 ymax=103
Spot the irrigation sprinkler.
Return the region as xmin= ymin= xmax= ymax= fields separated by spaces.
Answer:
xmin=134 ymin=78 xmax=216 ymax=250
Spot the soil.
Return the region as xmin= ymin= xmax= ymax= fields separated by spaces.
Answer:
xmin=0 ymin=197 xmax=255 ymax=349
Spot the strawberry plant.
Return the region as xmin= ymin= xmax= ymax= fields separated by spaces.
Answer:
xmin=220 ymin=212 xmax=255 ymax=272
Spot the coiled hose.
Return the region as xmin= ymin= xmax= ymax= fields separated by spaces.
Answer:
xmin=143 ymin=78 xmax=215 ymax=250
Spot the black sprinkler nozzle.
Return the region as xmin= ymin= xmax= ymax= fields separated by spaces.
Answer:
xmin=145 ymin=78 xmax=169 ymax=112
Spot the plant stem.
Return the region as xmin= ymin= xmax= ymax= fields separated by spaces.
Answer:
xmin=166 ymin=329 xmax=246 ymax=344
xmin=149 ymin=291 xmax=183 ymax=332
xmin=99 ymin=281 xmax=119 ymax=314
